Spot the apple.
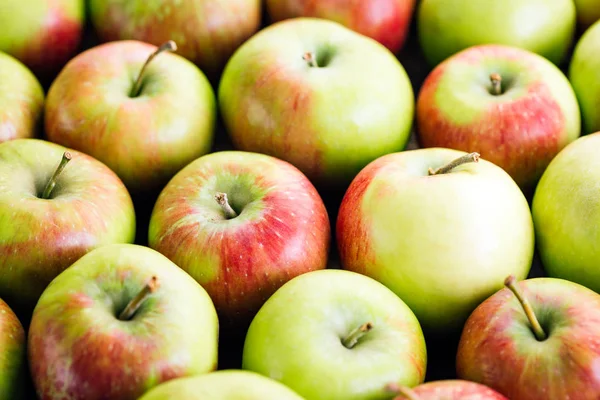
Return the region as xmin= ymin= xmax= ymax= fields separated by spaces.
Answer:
xmin=575 ymin=0 xmax=600 ymax=30
xmin=385 ymin=380 xmax=508 ymax=400
xmin=0 ymin=51 xmax=44 ymax=143
xmin=456 ymin=275 xmax=600 ymax=399
xmin=218 ymin=17 xmax=414 ymax=187
xmin=0 ymin=0 xmax=84 ymax=82
xmin=28 ymin=243 xmax=220 ymax=400
xmin=0 ymin=139 xmax=136 ymax=314
xmin=416 ymin=44 xmax=581 ymax=190
xmin=89 ymin=0 xmax=262 ymax=79
xmin=337 ymin=148 xmax=535 ymax=333
xmin=0 ymin=298 xmax=26 ymax=399
xmin=266 ymin=0 xmax=416 ymax=54
xmin=417 ymin=0 xmax=576 ymax=66
xmin=44 ymin=40 xmax=216 ymax=194
xmin=148 ymin=151 xmax=330 ymax=327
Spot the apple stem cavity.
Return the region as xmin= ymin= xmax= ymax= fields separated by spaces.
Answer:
xmin=215 ymin=192 xmax=238 ymax=219
xmin=490 ymin=73 xmax=503 ymax=95
xmin=131 ymin=40 xmax=178 ymax=97
xmin=342 ymin=322 xmax=373 ymax=349
xmin=428 ymin=152 xmax=480 ymax=175
xmin=41 ymin=151 xmax=72 ymax=199
xmin=385 ymin=383 xmax=421 ymax=400
xmin=119 ymin=276 xmax=159 ymax=321
xmin=504 ymin=275 xmax=547 ymax=341
xmin=303 ymin=52 xmax=318 ymax=68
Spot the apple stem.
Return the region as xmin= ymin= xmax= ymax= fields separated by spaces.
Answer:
xmin=119 ymin=276 xmax=159 ymax=321
xmin=385 ymin=383 xmax=421 ymax=400
xmin=428 ymin=152 xmax=480 ymax=175
xmin=342 ymin=322 xmax=373 ymax=349
xmin=131 ymin=40 xmax=177 ymax=97
xmin=490 ymin=73 xmax=503 ymax=95
xmin=504 ymin=275 xmax=547 ymax=341
xmin=303 ymin=52 xmax=318 ymax=68
xmin=41 ymin=151 xmax=72 ymax=199
xmin=215 ymin=192 xmax=238 ymax=219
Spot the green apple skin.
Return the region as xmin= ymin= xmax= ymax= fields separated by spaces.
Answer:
xmin=138 ymin=370 xmax=305 ymax=400
xmin=417 ymin=0 xmax=576 ymax=66
xmin=0 ymin=139 xmax=136 ymax=313
xmin=219 ymin=18 xmax=414 ymax=187
xmin=45 ymin=40 xmax=216 ymax=194
xmin=457 ymin=278 xmax=600 ymax=399
xmin=28 ymin=244 xmax=219 ymax=400
xmin=337 ymin=148 xmax=534 ymax=333
xmin=532 ymin=133 xmax=600 ymax=292
xmin=0 ymin=52 xmax=44 ymax=143
xmin=417 ymin=44 xmax=581 ymax=190
xmin=0 ymin=298 xmax=26 ymax=400
xmin=575 ymin=0 xmax=600 ymax=29
xmin=242 ymin=269 xmax=427 ymax=400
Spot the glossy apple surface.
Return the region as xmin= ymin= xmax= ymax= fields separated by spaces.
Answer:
xmin=0 ymin=298 xmax=26 ymax=399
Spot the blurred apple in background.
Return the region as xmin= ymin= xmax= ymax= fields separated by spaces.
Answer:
xmin=0 ymin=52 xmax=44 ymax=143
xmin=385 ymin=380 xmax=508 ymax=399
xmin=418 ymin=0 xmax=576 ymax=66
xmin=219 ymin=18 xmax=414 ymax=188
xmin=416 ymin=44 xmax=580 ymax=190
xmin=0 ymin=298 xmax=26 ymax=400
xmin=266 ymin=0 xmax=416 ymax=54
xmin=574 ymin=0 xmax=600 ymax=30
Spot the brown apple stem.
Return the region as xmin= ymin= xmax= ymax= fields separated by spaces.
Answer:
xmin=490 ymin=73 xmax=503 ymax=95
xmin=131 ymin=40 xmax=177 ymax=97
xmin=119 ymin=276 xmax=159 ymax=321
xmin=342 ymin=322 xmax=373 ymax=349
xmin=504 ymin=275 xmax=547 ymax=341
xmin=214 ymin=192 xmax=238 ymax=219
xmin=428 ymin=152 xmax=480 ymax=175
xmin=41 ymin=152 xmax=72 ymax=199
xmin=303 ymin=52 xmax=318 ymax=68
xmin=385 ymin=383 xmax=421 ymax=400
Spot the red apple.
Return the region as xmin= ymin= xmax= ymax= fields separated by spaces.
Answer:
xmin=385 ymin=380 xmax=507 ymax=399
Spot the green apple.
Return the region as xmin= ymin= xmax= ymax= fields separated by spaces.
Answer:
xmin=575 ymin=0 xmax=600 ymax=29
xmin=138 ymin=370 xmax=305 ymax=399
xmin=219 ymin=17 xmax=414 ymax=187
xmin=28 ymin=244 xmax=219 ymax=400
xmin=0 ymin=51 xmax=44 ymax=143
xmin=0 ymin=298 xmax=26 ymax=399
xmin=242 ymin=269 xmax=427 ymax=400
xmin=337 ymin=148 xmax=535 ymax=333
xmin=418 ymin=0 xmax=576 ymax=66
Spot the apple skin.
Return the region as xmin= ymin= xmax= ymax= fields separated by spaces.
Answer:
xmin=242 ymin=269 xmax=427 ymax=400
xmin=0 ymin=139 xmax=136 ymax=313
xmin=218 ymin=17 xmax=414 ymax=187
xmin=0 ymin=298 xmax=26 ymax=400
xmin=266 ymin=0 xmax=416 ymax=54
xmin=417 ymin=0 xmax=576 ymax=66
xmin=337 ymin=148 xmax=534 ymax=333
xmin=575 ymin=0 xmax=600 ymax=30
xmin=148 ymin=151 xmax=330 ymax=327
xmin=404 ymin=380 xmax=508 ymax=399
xmin=416 ymin=44 xmax=581 ymax=190
xmin=28 ymin=244 xmax=220 ymax=400
xmin=89 ymin=0 xmax=261 ymax=78
xmin=456 ymin=277 xmax=600 ymax=399
xmin=45 ymin=40 xmax=216 ymax=194
xmin=0 ymin=51 xmax=44 ymax=143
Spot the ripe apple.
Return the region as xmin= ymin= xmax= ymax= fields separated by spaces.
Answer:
xmin=575 ymin=0 xmax=600 ymax=30
xmin=457 ymin=275 xmax=600 ymax=399
xmin=138 ymin=370 xmax=304 ymax=399
xmin=417 ymin=0 xmax=576 ymax=66
xmin=28 ymin=244 xmax=220 ymax=400
xmin=416 ymin=44 xmax=581 ymax=190
xmin=89 ymin=0 xmax=262 ymax=79
xmin=337 ymin=148 xmax=534 ymax=333
xmin=0 ymin=139 xmax=136 ymax=314
xmin=266 ymin=0 xmax=416 ymax=54
xmin=385 ymin=380 xmax=508 ymax=400
xmin=148 ymin=151 xmax=330 ymax=327
xmin=44 ymin=40 xmax=216 ymax=194
xmin=0 ymin=298 xmax=26 ymax=399
xmin=219 ymin=17 xmax=414 ymax=187
xmin=242 ymin=269 xmax=427 ymax=400
xmin=0 ymin=51 xmax=44 ymax=143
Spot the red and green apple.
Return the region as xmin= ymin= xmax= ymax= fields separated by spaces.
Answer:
xmin=385 ymin=380 xmax=508 ymax=400
xmin=0 ymin=298 xmax=26 ymax=399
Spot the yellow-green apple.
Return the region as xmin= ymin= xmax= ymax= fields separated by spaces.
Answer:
xmin=44 ymin=40 xmax=216 ymax=194
xmin=89 ymin=0 xmax=262 ymax=79
xmin=532 ymin=133 xmax=600 ymax=292
xmin=0 ymin=298 xmax=26 ymax=399
xmin=266 ymin=0 xmax=416 ymax=54
xmin=28 ymin=244 xmax=219 ymax=400
xmin=242 ymin=269 xmax=427 ymax=400
xmin=385 ymin=380 xmax=508 ymax=400
xmin=0 ymin=51 xmax=44 ymax=143
xmin=417 ymin=0 xmax=576 ymax=66
xmin=457 ymin=275 xmax=600 ymax=399
xmin=219 ymin=18 xmax=414 ymax=187
xmin=0 ymin=139 xmax=136 ymax=314
xmin=138 ymin=370 xmax=305 ymax=400
xmin=148 ymin=151 xmax=330 ymax=328
xmin=0 ymin=0 xmax=84 ymax=82
xmin=575 ymin=0 xmax=600 ymax=30
xmin=416 ymin=44 xmax=581 ymax=190
xmin=337 ymin=148 xmax=534 ymax=333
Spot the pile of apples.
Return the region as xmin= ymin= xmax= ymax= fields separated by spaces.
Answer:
xmin=2 ymin=0 xmax=600 ymax=399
